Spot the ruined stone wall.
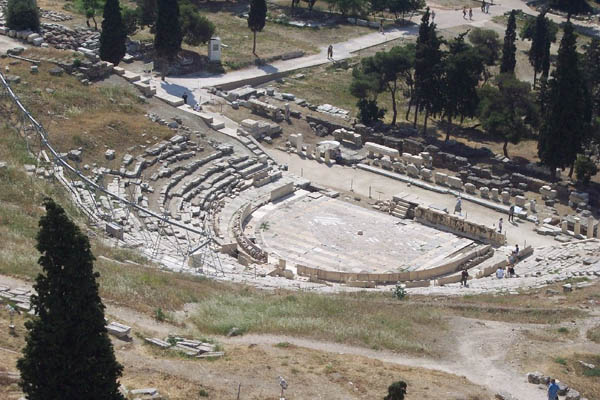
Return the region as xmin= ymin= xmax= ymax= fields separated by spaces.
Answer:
xmin=414 ymin=206 xmax=506 ymax=246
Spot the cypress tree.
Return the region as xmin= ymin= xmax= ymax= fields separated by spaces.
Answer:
xmin=528 ymin=11 xmax=550 ymax=87
xmin=154 ymin=0 xmax=182 ymax=80
xmin=17 ymin=198 xmax=124 ymax=400
xmin=538 ymin=21 xmax=592 ymax=179
xmin=412 ymin=7 xmax=443 ymax=134
xmin=99 ymin=0 xmax=127 ymax=66
xmin=441 ymin=33 xmax=484 ymax=141
xmin=6 ymin=0 xmax=40 ymax=31
xmin=248 ymin=0 xmax=267 ymax=56
xmin=500 ymin=10 xmax=517 ymax=74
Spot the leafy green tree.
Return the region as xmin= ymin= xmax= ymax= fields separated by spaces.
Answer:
xmin=326 ymin=0 xmax=368 ymax=17
xmin=154 ymin=0 xmax=182 ymax=80
xmin=83 ymin=0 xmax=99 ymax=30
xmin=412 ymin=7 xmax=444 ymax=134
xmin=180 ymin=1 xmax=215 ymax=46
xmin=550 ymin=0 xmax=590 ymax=16
xmin=351 ymin=44 xmax=415 ymax=125
xmin=121 ymin=6 xmax=139 ymax=35
xmin=384 ymin=380 xmax=407 ymax=400
xmin=248 ymin=0 xmax=267 ymax=55
xmin=136 ymin=0 xmax=157 ymax=27
xmin=350 ymin=59 xmax=386 ymax=125
xmin=17 ymin=198 xmax=124 ymax=400
xmin=441 ymin=33 xmax=484 ymax=141
xmin=478 ymin=74 xmax=539 ymax=158
xmin=99 ymin=0 xmax=127 ymax=65
xmin=538 ymin=21 xmax=592 ymax=179
xmin=500 ymin=10 xmax=517 ymax=74
xmin=6 ymin=0 xmax=40 ymax=31
xmin=388 ymin=0 xmax=425 ymax=20
xmin=469 ymin=28 xmax=501 ymax=66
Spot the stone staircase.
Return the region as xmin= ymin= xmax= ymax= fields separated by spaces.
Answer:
xmin=391 ymin=197 xmax=415 ymax=219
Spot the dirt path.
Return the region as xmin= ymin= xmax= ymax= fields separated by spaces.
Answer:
xmin=2 ymin=274 xmax=596 ymax=399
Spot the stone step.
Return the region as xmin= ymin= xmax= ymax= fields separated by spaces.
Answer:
xmin=155 ymin=92 xmax=184 ymax=107
xmin=210 ymin=120 xmax=226 ymax=130
xmin=122 ymin=70 xmax=140 ymax=82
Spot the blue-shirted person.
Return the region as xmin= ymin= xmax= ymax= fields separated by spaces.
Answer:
xmin=547 ymin=378 xmax=559 ymax=400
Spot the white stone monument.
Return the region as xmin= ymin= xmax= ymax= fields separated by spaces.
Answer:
xmin=208 ymin=37 xmax=221 ymax=62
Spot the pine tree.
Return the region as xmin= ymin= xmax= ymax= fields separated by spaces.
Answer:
xmin=248 ymin=0 xmax=267 ymax=56
xmin=154 ymin=0 xmax=182 ymax=80
xmin=412 ymin=7 xmax=443 ymax=134
xmin=17 ymin=198 xmax=124 ymax=400
xmin=500 ymin=10 xmax=517 ymax=74
xmin=99 ymin=0 xmax=127 ymax=65
xmin=528 ymin=11 xmax=551 ymax=87
xmin=538 ymin=21 xmax=592 ymax=179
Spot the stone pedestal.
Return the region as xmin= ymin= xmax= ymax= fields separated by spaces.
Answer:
xmin=588 ymin=217 xmax=595 ymax=239
xmin=285 ymin=103 xmax=290 ymax=121
xmin=574 ymin=217 xmax=581 ymax=236
xmin=501 ymin=191 xmax=510 ymax=204
xmin=479 ymin=187 xmax=489 ymax=199
xmin=306 ymin=144 xmax=314 ymax=159
xmin=278 ymin=258 xmax=286 ymax=270
xmin=324 ymin=149 xmax=331 ymax=164
xmin=296 ymin=133 xmax=303 ymax=154
xmin=529 ymin=199 xmax=536 ymax=213
xmin=561 ymin=220 xmax=568 ymax=233
xmin=491 ymin=188 xmax=499 ymax=202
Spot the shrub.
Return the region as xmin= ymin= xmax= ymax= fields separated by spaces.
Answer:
xmin=575 ymin=155 xmax=598 ymax=185
xmin=357 ymin=98 xmax=385 ymax=125
xmin=6 ymin=0 xmax=40 ymax=31
xmin=393 ymin=283 xmax=407 ymax=300
xmin=384 ymin=380 xmax=407 ymax=400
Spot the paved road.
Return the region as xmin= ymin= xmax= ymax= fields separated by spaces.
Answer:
xmin=0 ymin=35 xmax=24 ymax=54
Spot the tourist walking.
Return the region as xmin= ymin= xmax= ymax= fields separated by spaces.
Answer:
xmin=379 ymin=19 xmax=384 ymax=34
xmin=431 ymin=10 xmax=435 ymax=21
xmin=469 ymin=8 xmax=473 ymax=20
xmin=327 ymin=44 xmax=333 ymax=60
xmin=454 ymin=197 xmax=462 ymax=215
xmin=461 ymin=268 xmax=469 ymax=287
xmin=498 ymin=217 xmax=503 ymax=233
xmin=547 ymin=379 xmax=559 ymax=400
xmin=481 ymin=0 xmax=486 ymax=12
xmin=463 ymin=6 xmax=467 ymax=19
xmin=508 ymin=204 xmax=515 ymax=222
xmin=182 ymin=92 xmax=188 ymax=105
xmin=485 ymin=2 xmax=490 ymax=13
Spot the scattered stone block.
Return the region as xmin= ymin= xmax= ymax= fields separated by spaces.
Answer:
xmin=105 ymin=149 xmax=115 ymax=160
xmin=48 ymin=67 xmax=64 ymax=76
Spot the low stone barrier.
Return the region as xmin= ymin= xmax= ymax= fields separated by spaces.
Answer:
xmin=414 ymin=206 xmax=506 ymax=246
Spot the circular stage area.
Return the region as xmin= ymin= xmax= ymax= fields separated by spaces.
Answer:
xmin=254 ymin=192 xmax=483 ymax=280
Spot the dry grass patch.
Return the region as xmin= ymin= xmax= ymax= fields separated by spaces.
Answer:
xmin=587 ymin=325 xmax=600 ymax=343
xmin=0 ymin=51 xmax=172 ymax=165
